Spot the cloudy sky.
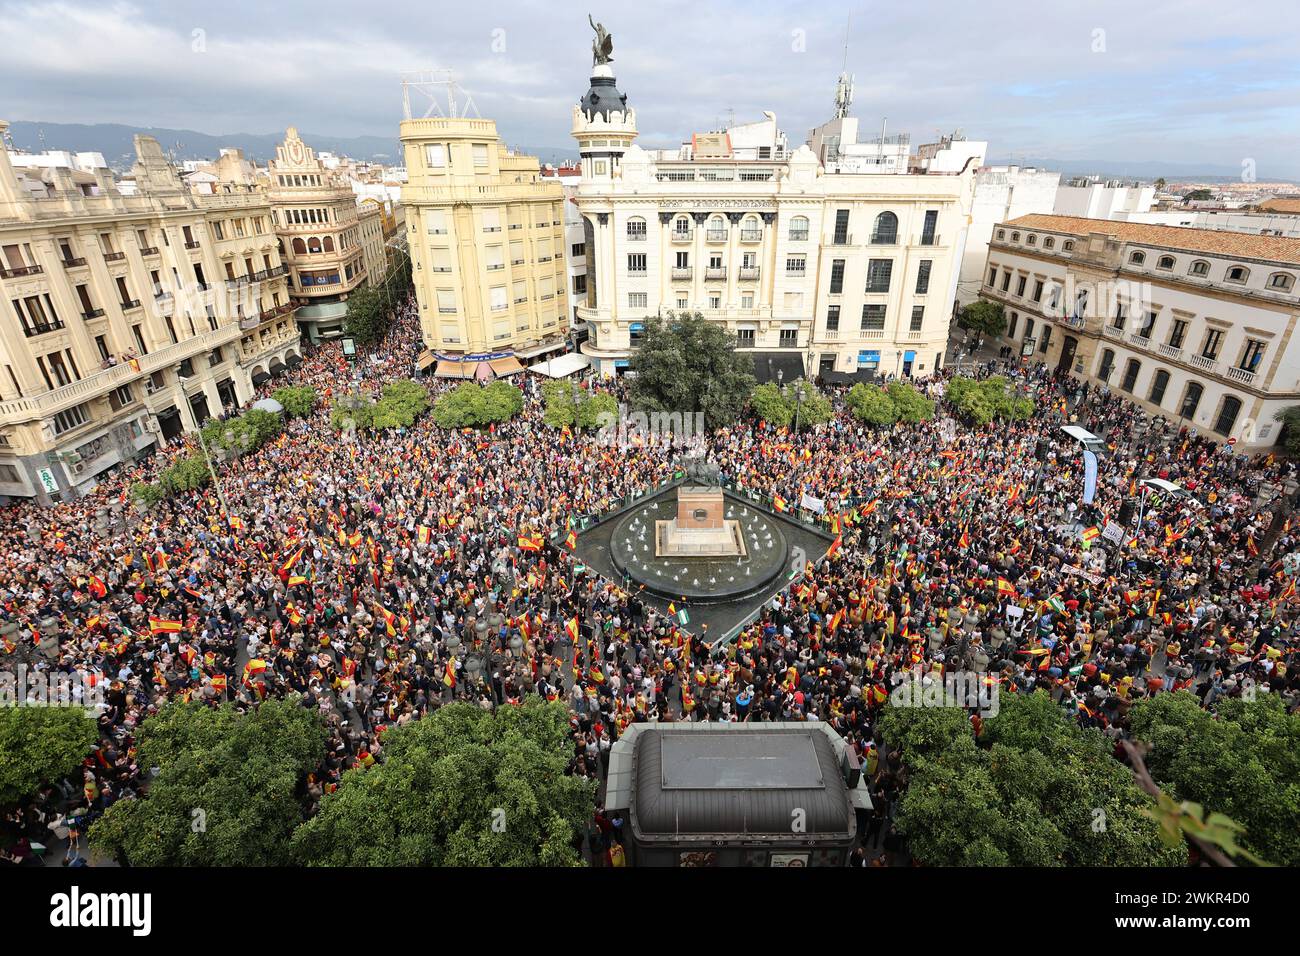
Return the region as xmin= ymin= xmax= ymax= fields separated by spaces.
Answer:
xmin=3 ymin=0 xmax=1299 ymax=177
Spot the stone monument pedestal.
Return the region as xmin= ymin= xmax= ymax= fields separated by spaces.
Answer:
xmin=656 ymin=485 xmax=746 ymax=557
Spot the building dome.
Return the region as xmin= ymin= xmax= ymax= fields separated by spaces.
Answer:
xmin=580 ymin=64 xmax=628 ymax=120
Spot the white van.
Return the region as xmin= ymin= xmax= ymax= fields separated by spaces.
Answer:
xmin=1059 ymin=424 xmax=1106 ymax=454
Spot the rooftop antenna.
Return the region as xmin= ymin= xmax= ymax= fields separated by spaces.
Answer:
xmin=37 ymin=127 xmax=46 ymax=150
xmin=401 ymin=69 xmax=480 ymax=120
xmin=833 ymin=14 xmax=854 ymax=119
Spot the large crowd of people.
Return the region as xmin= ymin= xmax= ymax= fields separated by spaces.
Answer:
xmin=2 ymin=293 xmax=1296 ymax=865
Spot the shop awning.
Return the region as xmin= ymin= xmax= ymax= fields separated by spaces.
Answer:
xmin=251 ymin=371 xmax=272 ymax=386
xmin=269 ymin=360 xmax=288 ymax=376
xmin=286 ymin=354 xmax=303 ymax=367
xmin=487 ymin=356 xmax=524 ymax=377
xmin=434 ymin=360 xmax=477 ymax=379
xmin=416 ymin=349 xmax=437 ymax=371
xmin=749 ymin=351 xmax=806 ymax=384
xmin=514 ymin=340 xmax=567 ymax=360
xmin=528 ymin=352 xmax=590 ymax=378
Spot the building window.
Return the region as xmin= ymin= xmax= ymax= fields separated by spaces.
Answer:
xmin=1026 ymin=234 xmax=1037 ymax=246
xmin=1040 ymin=325 xmax=1052 ymax=353
xmin=779 ymin=328 xmax=798 ymax=347
xmin=1239 ymin=338 xmax=1266 ymax=372
xmin=1180 ymin=381 xmax=1203 ymax=420
xmin=1214 ymin=395 xmax=1242 ymax=436
xmin=1189 ymin=260 xmax=1210 ymax=277
xmin=1201 ymin=328 xmax=1224 ymax=360
xmin=1120 ymin=358 xmax=1140 ymax=392
xmin=571 ymin=243 xmax=585 ymax=257
xmin=826 ymin=305 xmax=840 ymax=331
xmin=1015 ymin=275 xmax=1027 ymax=297
xmin=1149 ymin=369 xmax=1170 ymax=406
xmin=788 ymin=216 xmax=809 ymax=241
xmin=1007 ymin=311 xmax=1018 ymax=339
xmin=861 ymin=304 xmax=886 ymax=330
xmin=628 ymin=292 xmax=647 ymax=309
xmin=916 ymin=260 xmax=932 ymax=294
xmin=736 ymin=328 xmax=755 ymax=348
xmin=866 ymin=259 xmax=892 ymax=293
xmin=1000 ymin=270 xmax=1011 ymax=292
xmin=829 ymin=259 xmax=846 ymax=294
xmin=1157 ymin=255 xmax=1175 ymax=270
xmin=1138 ymin=311 xmax=1157 ymax=338
xmin=909 ymin=306 xmax=924 ymax=332
xmin=1062 ymin=240 xmax=1074 ymax=252
xmin=52 ymin=403 xmax=89 ymax=436
xmin=1111 ymin=303 xmax=1126 ymax=331
xmin=870 ymin=211 xmax=898 ymax=244
xmin=1267 ymin=272 xmax=1294 ymax=290
xmin=1129 ymin=251 xmax=1145 ymax=265
xmin=472 ymin=144 xmax=489 ymax=167
xmin=1032 ymin=280 xmax=1044 ymax=302
xmin=1098 ymin=348 xmax=1115 ymax=381
xmin=987 ymin=266 xmax=998 ymax=287
xmin=1225 ymin=266 xmax=1249 ymax=283
xmin=1169 ymin=319 xmax=1188 ymax=349
xmin=626 ymin=218 xmax=646 ymax=239
xmin=786 ymin=255 xmax=806 ymax=275
xmin=627 ymin=253 xmax=647 ymax=274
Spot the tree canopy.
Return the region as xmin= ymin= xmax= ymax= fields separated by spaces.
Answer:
xmin=342 ymin=283 xmax=389 ymax=346
xmin=1128 ymin=692 xmax=1300 ymax=866
xmin=945 ymin=375 xmax=1035 ymax=426
xmin=431 ymin=380 xmax=523 ymax=429
xmin=958 ymin=299 xmax=1007 ymax=341
xmin=332 ymin=379 xmax=432 ymax=432
xmin=89 ymin=699 xmax=327 ymax=866
xmin=627 ymin=312 xmax=755 ymax=429
xmin=290 ymin=699 xmax=594 ymax=866
xmin=542 ymin=379 xmax=619 ymax=430
xmin=0 ymin=707 xmax=97 ymax=807
xmin=845 ymin=381 xmax=935 ymax=427
xmin=750 ymin=380 xmax=833 ymax=430
xmin=272 ymin=385 xmax=318 ymax=419
xmin=879 ymin=691 xmax=1184 ymax=866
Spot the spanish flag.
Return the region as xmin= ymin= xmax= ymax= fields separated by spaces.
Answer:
xmin=210 ymin=674 xmax=228 ymax=694
xmin=149 ymin=616 xmax=182 ymax=635
xmin=243 ymin=659 xmax=267 ymax=684
xmin=417 ymin=525 xmax=431 ymax=545
xmin=1081 ymin=526 xmax=1100 ymax=542
xmin=443 ymin=658 xmax=456 ymax=688
xmin=826 ymin=535 xmax=842 ymax=559
xmin=1246 ymin=536 xmax=1259 ymax=557
xmin=280 ymin=546 xmax=305 ymax=574
xmin=589 ymin=663 xmax=607 ymax=685
xmin=773 ymin=496 xmax=788 ymax=512
xmin=518 ymin=535 xmax=542 ymax=552
xmin=375 ymin=603 xmax=397 ymax=636
xmin=565 ymin=616 xmax=580 ymax=643
xmin=996 ymin=578 xmax=1016 ymax=598
xmin=88 ymin=575 xmax=107 ymax=599
xmin=958 ymin=529 xmax=971 ymax=549
xmin=564 ymin=530 xmax=577 ymax=550
xmin=828 ymin=607 xmax=845 ymax=633
xmin=348 ymin=531 xmax=363 ymax=548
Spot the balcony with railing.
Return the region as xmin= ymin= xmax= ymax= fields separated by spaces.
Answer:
xmin=671 ymin=267 xmax=693 ymax=280
xmin=1188 ymin=353 xmax=1218 ymax=373
xmin=626 ymin=231 xmax=646 ymax=241
xmin=1157 ymin=343 xmax=1183 ymax=361
xmin=670 ymin=230 xmax=693 ymax=242
xmin=120 ymin=299 xmax=142 ymax=311
xmin=740 ymin=229 xmax=763 ymax=242
xmin=705 ymin=229 xmax=728 ymax=242
xmin=738 ymin=266 xmax=760 ymax=280
xmin=1 ymin=263 xmax=44 ymax=278
xmin=1103 ymin=323 xmax=1125 ymax=340
xmin=140 ymin=246 xmax=160 ymax=257
xmin=916 ymin=234 xmax=940 ymax=246
xmin=788 ymin=230 xmax=809 ymax=242
xmin=184 ymin=240 xmax=201 ymax=250
xmin=1225 ymin=366 xmax=1257 ymax=386
xmin=81 ymin=308 xmax=105 ymax=320
xmin=705 ymin=267 xmax=727 ymax=280
xmin=21 ymin=319 xmax=66 ymax=338
xmin=867 ymin=233 xmax=897 ymax=246
xmin=1128 ymin=332 xmax=1151 ymax=349
xmin=103 ymin=251 xmax=126 ymax=263
xmin=61 ymin=257 xmax=87 ymax=269
xmin=831 ymin=234 xmax=853 ymax=247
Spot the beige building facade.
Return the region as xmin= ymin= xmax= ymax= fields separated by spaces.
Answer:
xmin=980 ymin=214 xmax=1300 ymax=450
xmin=268 ymin=128 xmax=375 ymax=341
xmin=0 ymin=122 xmax=300 ymax=502
xmin=569 ymin=61 xmax=974 ymax=380
xmin=399 ymin=117 xmax=569 ymax=374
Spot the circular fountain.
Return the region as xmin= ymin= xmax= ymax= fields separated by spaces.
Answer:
xmin=609 ymin=485 xmax=789 ymax=603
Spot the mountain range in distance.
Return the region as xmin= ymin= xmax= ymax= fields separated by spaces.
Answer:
xmin=5 ymin=122 xmax=1293 ymax=184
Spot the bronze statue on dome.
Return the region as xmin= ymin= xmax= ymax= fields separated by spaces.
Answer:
xmin=589 ymin=15 xmax=613 ymax=66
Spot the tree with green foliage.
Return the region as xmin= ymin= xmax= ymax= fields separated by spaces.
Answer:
xmin=1128 ymin=692 xmax=1299 ymax=866
xmin=542 ymin=379 xmax=618 ymax=430
xmin=1273 ymin=406 xmax=1300 ymax=456
xmin=886 ymin=381 xmax=936 ymax=423
xmin=342 ymin=284 xmax=389 ymax=346
xmin=958 ymin=299 xmax=1007 ymax=345
xmin=0 ymin=708 xmax=97 ymax=807
xmin=878 ymin=692 xmax=1184 ymax=866
xmin=628 ymin=311 xmax=755 ymax=429
xmin=201 ymin=408 xmax=283 ymax=458
xmin=159 ymin=454 xmax=213 ymax=494
xmin=290 ymin=699 xmax=594 ymax=866
xmin=750 ymin=380 xmax=834 ymax=431
xmin=946 ymin=375 xmax=1035 ymax=426
xmin=271 ymin=385 xmax=318 ymax=418
xmin=846 ymin=382 xmax=898 ymax=426
xmin=431 ymin=380 xmax=522 ymax=429
xmin=89 ymin=699 xmax=327 ymax=867
xmin=332 ymin=380 xmax=431 ymax=432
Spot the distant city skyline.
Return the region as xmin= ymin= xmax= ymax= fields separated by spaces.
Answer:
xmin=3 ymin=0 xmax=1298 ymax=180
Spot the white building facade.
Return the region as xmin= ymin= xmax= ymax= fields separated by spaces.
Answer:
xmin=957 ymin=165 xmax=1061 ymax=304
xmin=569 ymin=62 xmax=974 ymax=380
xmin=979 ymin=214 xmax=1300 ymax=450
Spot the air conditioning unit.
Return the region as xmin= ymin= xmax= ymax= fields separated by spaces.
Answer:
xmin=144 ymin=419 xmax=162 ymax=435
xmin=70 ymin=461 xmax=87 ymax=476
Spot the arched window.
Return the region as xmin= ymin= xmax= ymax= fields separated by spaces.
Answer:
xmin=996 ymin=229 xmax=1006 ymax=240
xmin=673 ymin=216 xmax=691 ymax=237
xmin=871 ymin=212 xmax=898 ymax=244
xmin=1189 ymin=259 xmax=1210 ymax=276
xmin=1062 ymin=240 xmax=1075 ymax=252
xmin=323 ymin=237 xmax=335 ymax=252
xmin=291 ymin=237 xmax=306 ymax=255
xmin=1120 ymin=358 xmax=1141 ymax=392
xmin=1026 ymin=234 xmax=1037 ymax=245
xmin=788 ymin=216 xmax=809 ymax=240
xmin=1043 ymin=237 xmax=1055 ymax=249
xmin=1010 ymin=231 xmax=1021 ymax=242
xmin=1098 ymin=348 xmax=1115 ymax=381
xmin=307 ymin=237 xmax=323 ymax=254
xmin=626 ymin=216 xmax=647 ymax=239
xmin=1214 ymin=395 xmax=1242 ymax=436
xmin=1157 ymin=255 xmax=1175 ymax=269
xmin=1267 ymin=272 xmax=1295 ymax=291
xmin=1149 ymin=369 xmax=1171 ymax=406
xmin=1180 ymin=381 xmax=1204 ymax=420
xmin=1129 ymin=251 xmax=1146 ymax=265
xmin=1225 ymin=265 xmax=1249 ymax=283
